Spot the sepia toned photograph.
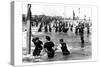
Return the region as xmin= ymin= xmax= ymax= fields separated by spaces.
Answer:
xmin=22 ymin=3 xmax=92 ymax=63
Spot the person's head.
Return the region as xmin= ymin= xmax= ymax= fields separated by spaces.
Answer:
xmin=32 ymin=38 xmax=36 ymax=43
xmin=59 ymin=39 xmax=63 ymax=43
xmin=46 ymin=36 xmax=51 ymax=41
xmin=35 ymin=37 xmax=39 ymax=42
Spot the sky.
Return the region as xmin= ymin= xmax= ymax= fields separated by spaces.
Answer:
xmin=22 ymin=3 xmax=92 ymax=19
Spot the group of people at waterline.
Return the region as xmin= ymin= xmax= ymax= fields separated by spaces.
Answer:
xmin=31 ymin=36 xmax=70 ymax=59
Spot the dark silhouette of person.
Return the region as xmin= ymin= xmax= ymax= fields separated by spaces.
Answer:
xmin=59 ymin=39 xmax=70 ymax=56
xmin=70 ymin=24 xmax=73 ymax=32
xmin=44 ymin=36 xmax=55 ymax=59
xmin=75 ymin=26 xmax=78 ymax=35
xmin=87 ymin=26 xmax=90 ymax=37
xmin=44 ymin=25 xmax=48 ymax=32
xmin=38 ymin=23 xmax=43 ymax=32
xmin=49 ymin=24 xmax=52 ymax=32
xmin=79 ymin=25 xmax=85 ymax=48
xmin=32 ymin=37 xmax=43 ymax=56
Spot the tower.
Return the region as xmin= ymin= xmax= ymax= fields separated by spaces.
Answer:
xmin=73 ymin=10 xmax=75 ymax=20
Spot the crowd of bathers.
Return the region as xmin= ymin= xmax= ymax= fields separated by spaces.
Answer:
xmin=32 ymin=36 xmax=70 ymax=59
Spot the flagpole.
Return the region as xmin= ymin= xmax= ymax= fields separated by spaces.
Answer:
xmin=26 ymin=4 xmax=32 ymax=54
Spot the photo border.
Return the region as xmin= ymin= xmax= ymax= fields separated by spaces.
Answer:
xmin=12 ymin=1 xmax=98 ymax=66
